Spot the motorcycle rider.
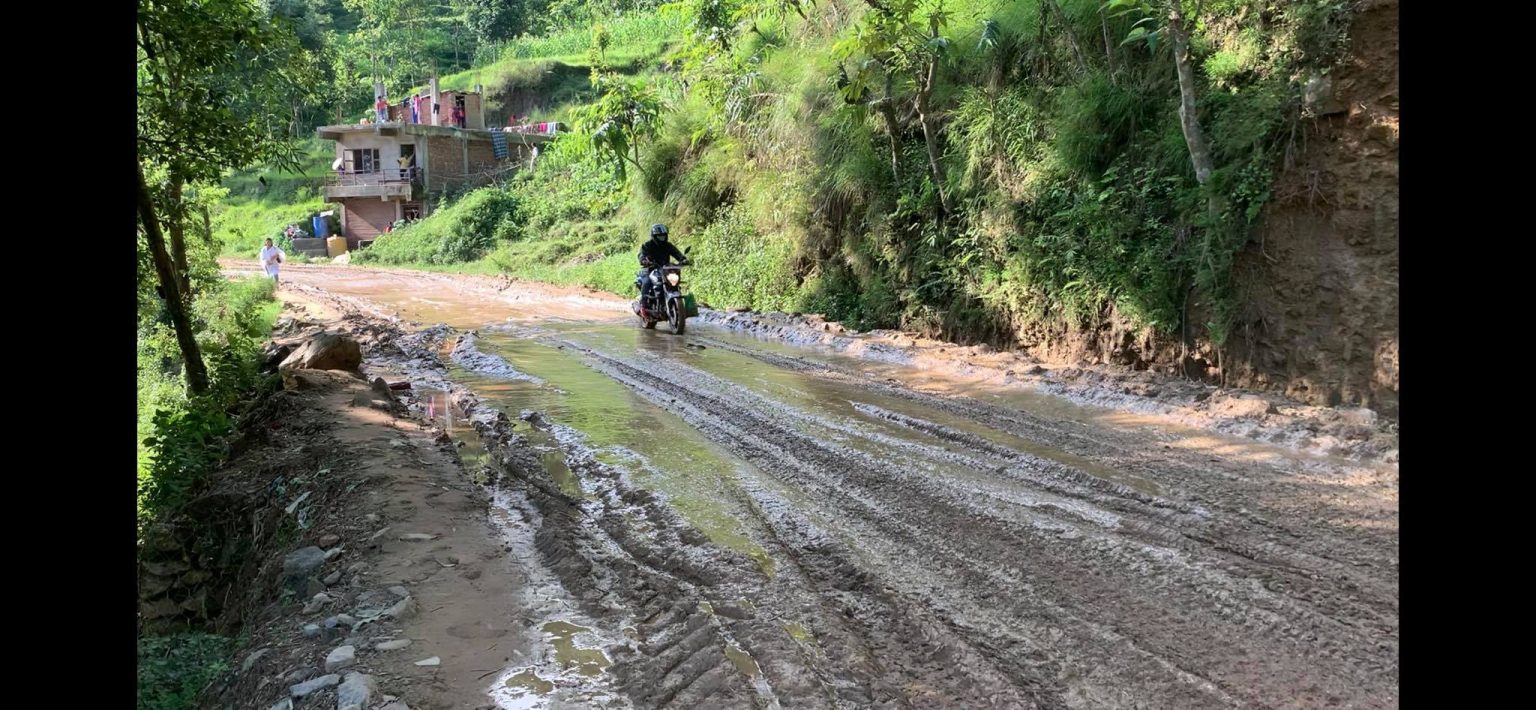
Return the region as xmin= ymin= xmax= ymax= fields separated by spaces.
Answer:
xmin=636 ymin=223 xmax=688 ymax=307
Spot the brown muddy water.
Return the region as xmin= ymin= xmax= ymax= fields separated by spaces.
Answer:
xmin=258 ymin=264 xmax=1399 ymax=709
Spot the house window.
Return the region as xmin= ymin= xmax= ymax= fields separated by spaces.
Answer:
xmin=346 ymin=148 xmax=380 ymax=173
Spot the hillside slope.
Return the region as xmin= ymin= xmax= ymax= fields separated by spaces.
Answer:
xmin=227 ymin=0 xmax=1400 ymax=417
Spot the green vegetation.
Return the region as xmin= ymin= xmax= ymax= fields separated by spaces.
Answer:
xmin=138 ymin=276 xmax=280 ymax=529
xmin=215 ymin=140 xmax=333 ymax=257
xmin=214 ymin=0 xmax=1360 ymax=348
xmin=137 ymin=632 xmax=237 ymax=710
xmin=356 ymin=187 xmax=524 ymax=264
xmin=333 ymin=1 xmax=1349 ymax=345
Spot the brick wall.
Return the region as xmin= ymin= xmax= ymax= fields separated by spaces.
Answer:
xmin=423 ymin=135 xmax=505 ymax=193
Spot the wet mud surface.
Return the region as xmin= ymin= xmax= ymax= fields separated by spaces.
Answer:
xmin=244 ymin=263 xmax=1398 ymax=708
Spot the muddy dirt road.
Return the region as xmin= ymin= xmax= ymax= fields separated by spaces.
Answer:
xmin=233 ymin=261 xmax=1398 ymax=709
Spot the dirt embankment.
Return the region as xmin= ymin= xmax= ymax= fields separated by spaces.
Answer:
xmin=139 ymin=291 xmax=533 ymax=710
xmin=1009 ymin=0 xmax=1399 ymax=415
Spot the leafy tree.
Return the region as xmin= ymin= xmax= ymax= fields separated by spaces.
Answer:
xmin=458 ymin=0 xmax=525 ymax=45
xmin=137 ymin=0 xmax=315 ymax=393
xmin=836 ymin=0 xmax=954 ymax=213
xmin=571 ymin=74 xmax=663 ymax=181
xmin=1107 ymin=0 xmax=1214 ymax=185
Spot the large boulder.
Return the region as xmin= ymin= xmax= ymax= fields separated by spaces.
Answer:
xmin=280 ymin=333 xmax=362 ymax=372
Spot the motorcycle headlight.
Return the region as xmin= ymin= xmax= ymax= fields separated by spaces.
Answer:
xmin=666 ymin=272 xmax=680 ymax=286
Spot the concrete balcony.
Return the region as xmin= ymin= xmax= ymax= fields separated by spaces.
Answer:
xmin=323 ymin=168 xmax=418 ymax=201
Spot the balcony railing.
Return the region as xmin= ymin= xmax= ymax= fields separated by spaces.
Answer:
xmin=327 ymin=167 xmax=419 ymax=186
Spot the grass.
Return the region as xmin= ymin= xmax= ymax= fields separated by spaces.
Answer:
xmin=138 ymin=276 xmax=280 ymax=531
xmin=426 ymin=10 xmax=679 ymax=124
xmin=216 ymin=139 xmax=334 ymax=257
xmin=473 ymin=11 xmax=680 ymax=68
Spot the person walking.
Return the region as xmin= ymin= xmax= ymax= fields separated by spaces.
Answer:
xmin=260 ymin=237 xmax=286 ymax=285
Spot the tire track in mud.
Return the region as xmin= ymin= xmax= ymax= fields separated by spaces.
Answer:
xmin=691 ymin=335 xmax=1399 ymax=607
xmin=406 ymin=325 xmax=1062 ymax=708
xmin=537 ymin=335 xmax=1398 ymax=709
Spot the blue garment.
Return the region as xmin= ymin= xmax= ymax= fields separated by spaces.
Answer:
xmin=490 ymin=130 xmax=509 ymax=160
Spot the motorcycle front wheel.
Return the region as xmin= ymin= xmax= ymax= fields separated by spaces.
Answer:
xmin=668 ymin=298 xmax=686 ymax=335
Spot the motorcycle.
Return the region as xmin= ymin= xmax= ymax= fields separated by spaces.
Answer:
xmin=633 ymin=248 xmax=698 ymax=334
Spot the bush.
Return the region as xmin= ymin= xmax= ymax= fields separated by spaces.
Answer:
xmin=355 ymin=189 xmax=523 ymax=265
xmin=684 ymin=206 xmax=800 ymax=312
xmin=138 ymin=277 xmax=279 ymax=530
xmin=137 ymin=632 xmax=234 ymax=709
xmin=1052 ymin=74 xmax=1151 ymax=178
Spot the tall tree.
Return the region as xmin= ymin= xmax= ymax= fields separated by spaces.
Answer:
xmin=137 ymin=0 xmax=314 ymax=394
xmin=458 ymin=0 xmax=524 ymax=44
xmin=1108 ymin=0 xmax=1214 ymax=185
xmin=837 ymin=0 xmax=955 ymax=214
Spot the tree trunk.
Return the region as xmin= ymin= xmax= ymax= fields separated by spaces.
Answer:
xmin=138 ymin=161 xmax=209 ymax=395
xmin=1100 ymin=7 xmax=1120 ymax=78
xmin=166 ymin=177 xmax=192 ymax=301
xmin=1047 ymin=0 xmax=1090 ymax=76
xmin=878 ymin=71 xmax=902 ymax=184
xmin=915 ymin=59 xmax=950 ymax=214
xmin=1167 ymin=6 xmax=1214 ymax=186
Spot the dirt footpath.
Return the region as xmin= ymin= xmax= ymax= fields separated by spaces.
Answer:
xmin=201 ymin=290 xmax=530 ymax=710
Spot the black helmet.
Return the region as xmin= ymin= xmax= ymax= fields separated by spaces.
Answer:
xmin=650 ymin=223 xmax=669 ymax=242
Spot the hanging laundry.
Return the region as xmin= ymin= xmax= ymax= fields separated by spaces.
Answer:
xmin=490 ymin=130 xmax=509 ymax=160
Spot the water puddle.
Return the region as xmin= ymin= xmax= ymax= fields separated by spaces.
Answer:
xmin=542 ymin=620 xmax=612 ymax=677
xmin=502 ymin=670 xmax=554 ymax=695
xmin=484 ymin=487 xmax=631 ymax=710
xmin=575 ymin=327 xmax=1164 ymax=497
xmin=447 ymin=331 xmax=774 ymax=571
xmin=783 ymin=622 xmax=815 ymax=645
xmin=724 ymin=642 xmax=762 ymax=678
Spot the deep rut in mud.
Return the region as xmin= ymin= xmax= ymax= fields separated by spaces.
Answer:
xmin=272 ymin=273 xmax=1398 ymax=710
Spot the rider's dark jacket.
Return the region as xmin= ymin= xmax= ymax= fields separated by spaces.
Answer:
xmin=638 ymin=238 xmax=687 ymax=267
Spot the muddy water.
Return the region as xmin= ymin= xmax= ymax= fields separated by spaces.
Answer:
xmin=442 ymin=335 xmax=770 ymax=564
xmin=262 ymin=260 xmax=1345 ymax=473
xmin=269 ymin=265 xmax=1398 ymax=708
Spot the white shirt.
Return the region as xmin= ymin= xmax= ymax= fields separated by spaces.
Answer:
xmin=260 ymin=245 xmax=285 ymax=275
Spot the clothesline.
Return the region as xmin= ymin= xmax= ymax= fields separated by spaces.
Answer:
xmin=500 ymin=122 xmax=562 ymax=135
